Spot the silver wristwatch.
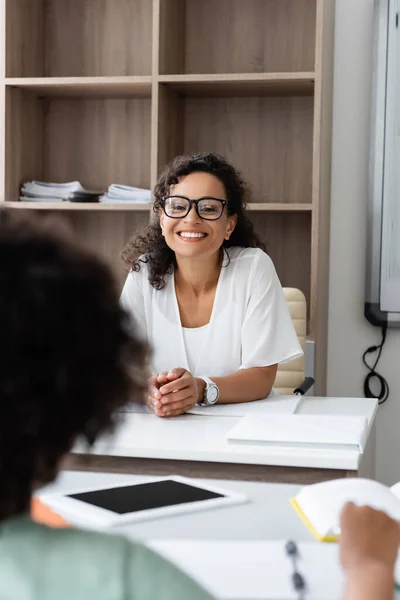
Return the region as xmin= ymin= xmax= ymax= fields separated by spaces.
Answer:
xmin=197 ymin=377 xmax=220 ymax=406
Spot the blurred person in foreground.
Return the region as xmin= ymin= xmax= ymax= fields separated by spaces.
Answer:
xmin=0 ymin=209 xmax=213 ymax=600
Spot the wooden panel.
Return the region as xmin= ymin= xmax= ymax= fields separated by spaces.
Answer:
xmin=5 ymin=88 xmax=44 ymax=201
xmin=157 ymin=84 xmax=183 ymax=173
xmin=6 ymin=77 xmax=152 ymax=98
xmin=44 ymin=98 xmax=151 ymax=190
xmin=310 ymin=0 xmax=335 ymax=394
xmin=184 ymin=0 xmax=317 ymax=74
xmin=5 ymin=0 xmax=44 ymax=76
xmin=247 ymin=203 xmax=313 ymax=212
xmin=248 ymin=212 xmax=312 ymax=321
xmin=183 ymin=96 xmax=313 ymax=204
xmin=63 ymin=454 xmax=354 ymax=485
xmin=4 ymin=202 xmax=312 ymax=213
xmin=150 ymin=0 xmax=161 ymax=189
xmin=44 ymin=0 xmax=152 ymax=76
xmin=5 ymin=201 xmax=151 ymax=211
xmin=158 ymin=73 xmax=315 ymax=98
xmin=63 ymin=211 xmax=150 ymax=289
xmin=158 ymin=0 xmax=186 ymax=75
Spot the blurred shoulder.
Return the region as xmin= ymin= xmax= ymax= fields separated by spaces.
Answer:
xmin=2 ymin=519 xmax=213 ymax=599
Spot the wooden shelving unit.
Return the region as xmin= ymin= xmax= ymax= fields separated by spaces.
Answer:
xmin=5 ymin=201 xmax=313 ymax=212
xmin=0 ymin=0 xmax=334 ymax=393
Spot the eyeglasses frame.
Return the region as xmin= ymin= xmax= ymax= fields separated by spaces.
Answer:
xmin=161 ymin=195 xmax=227 ymax=221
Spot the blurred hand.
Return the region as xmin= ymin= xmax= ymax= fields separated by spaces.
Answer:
xmin=149 ymin=368 xmax=203 ymax=417
xmin=340 ymin=502 xmax=400 ymax=573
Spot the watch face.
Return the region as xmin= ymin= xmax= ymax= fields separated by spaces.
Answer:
xmin=207 ymin=385 xmax=219 ymax=404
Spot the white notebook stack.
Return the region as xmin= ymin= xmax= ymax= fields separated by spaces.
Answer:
xmin=226 ymin=414 xmax=368 ymax=451
xmin=20 ymin=181 xmax=102 ymax=203
xmin=99 ymin=184 xmax=151 ymax=204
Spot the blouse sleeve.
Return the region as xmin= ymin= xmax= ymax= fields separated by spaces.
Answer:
xmin=240 ymin=251 xmax=303 ymax=369
xmin=120 ymin=269 xmax=147 ymax=342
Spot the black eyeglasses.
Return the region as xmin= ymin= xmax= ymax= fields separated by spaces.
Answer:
xmin=161 ymin=195 xmax=227 ymax=221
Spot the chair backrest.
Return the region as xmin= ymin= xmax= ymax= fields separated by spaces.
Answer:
xmin=274 ymin=288 xmax=307 ymax=395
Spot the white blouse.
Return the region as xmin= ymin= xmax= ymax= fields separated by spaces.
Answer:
xmin=120 ymin=247 xmax=303 ymax=377
xmin=182 ymin=325 xmax=209 ymax=373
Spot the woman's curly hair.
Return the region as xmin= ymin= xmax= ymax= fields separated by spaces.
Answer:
xmin=0 ymin=210 xmax=148 ymax=521
xmin=121 ymin=152 xmax=265 ymax=289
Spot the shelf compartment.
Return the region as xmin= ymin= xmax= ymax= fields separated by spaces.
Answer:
xmin=159 ymin=0 xmax=317 ymax=75
xmin=5 ymin=87 xmax=152 ymax=203
xmin=5 ymin=77 xmax=152 ymax=99
xmin=6 ymin=0 xmax=153 ymax=77
xmin=157 ymin=87 xmax=314 ymax=206
xmin=158 ymin=73 xmax=315 ymax=98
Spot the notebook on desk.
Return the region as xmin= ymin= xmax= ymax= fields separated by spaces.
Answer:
xmin=226 ymin=414 xmax=368 ymax=451
xmin=291 ymin=477 xmax=400 ymax=542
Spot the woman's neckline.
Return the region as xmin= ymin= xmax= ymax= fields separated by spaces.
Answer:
xmin=182 ymin=323 xmax=209 ymax=331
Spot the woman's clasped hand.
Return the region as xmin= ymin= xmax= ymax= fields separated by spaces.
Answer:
xmin=148 ymin=369 xmax=204 ymax=416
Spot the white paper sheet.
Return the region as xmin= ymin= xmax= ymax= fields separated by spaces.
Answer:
xmin=148 ymin=540 xmax=345 ymax=600
xmin=188 ymin=394 xmax=303 ymax=417
xmin=148 ymin=538 xmax=400 ymax=599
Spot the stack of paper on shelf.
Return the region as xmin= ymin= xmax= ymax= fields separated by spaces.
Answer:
xmin=99 ymin=184 xmax=152 ymax=204
xmin=20 ymin=181 xmax=102 ymax=203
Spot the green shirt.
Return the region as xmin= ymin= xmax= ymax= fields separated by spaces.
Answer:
xmin=0 ymin=517 xmax=214 ymax=600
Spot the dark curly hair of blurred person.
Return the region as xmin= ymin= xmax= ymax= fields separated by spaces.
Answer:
xmin=0 ymin=210 xmax=148 ymax=522
xmin=121 ymin=152 xmax=266 ymax=290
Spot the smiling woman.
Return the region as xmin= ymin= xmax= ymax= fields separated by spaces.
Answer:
xmin=120 ymin=153 xmax=302 ymax=417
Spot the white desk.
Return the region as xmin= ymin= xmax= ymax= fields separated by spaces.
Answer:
xmin=43 ymin=472 xmax=400 ymax=600
xmin=65 ymin=397 xmax=378 ymax=485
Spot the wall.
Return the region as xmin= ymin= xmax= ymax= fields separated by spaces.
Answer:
xmin=328 ymin=0 xmax=400 ymax=484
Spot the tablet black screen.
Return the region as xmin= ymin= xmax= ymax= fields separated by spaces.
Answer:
xmin=68 ymin=480 xmax=224 ymax=514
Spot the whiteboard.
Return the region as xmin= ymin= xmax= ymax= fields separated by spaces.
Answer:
xmin=366 ymin=0 xmax=400 ymax=326
xmin=381 ymin=0 xmax=400 ymax=312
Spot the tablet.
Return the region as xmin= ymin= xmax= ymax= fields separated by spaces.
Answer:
xmin=38 ymin=476 xmax=247 ymax=527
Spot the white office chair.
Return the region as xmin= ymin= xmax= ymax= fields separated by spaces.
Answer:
xmin=274 ymin=288 xmax=312 ymax=395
